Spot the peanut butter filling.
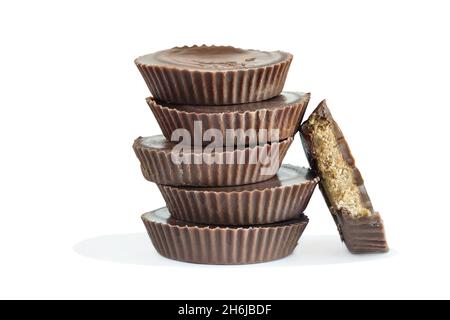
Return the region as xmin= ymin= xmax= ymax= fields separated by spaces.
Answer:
xmin=308 ymin=115 xmax=371 ymax=218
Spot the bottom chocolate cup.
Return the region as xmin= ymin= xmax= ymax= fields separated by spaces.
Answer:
xmin=142 ymin=207 xmax=309 ymax=265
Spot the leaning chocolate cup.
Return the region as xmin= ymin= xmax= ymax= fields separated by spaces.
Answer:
xmin=133 ymin=135 xmax=292 ymax=187
xmin=142 ymin=207 xmax=309 ymax=265
xmin=300 ymin=100 xmax=388 ymax=253
xmin=158 ymin=164 xmax=319 ymax=225
xmin=147 ymin=92 xmax=310 ymax=146
xmin=135 ymin=45 xmax=293 ymax=105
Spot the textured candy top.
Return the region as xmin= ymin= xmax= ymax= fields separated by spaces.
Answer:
xmin=135 ymin=45 xmax=291 ymax=71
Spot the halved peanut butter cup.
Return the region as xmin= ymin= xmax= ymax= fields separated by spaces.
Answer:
xmin=300 ymin=100 xmax=388 ymax=253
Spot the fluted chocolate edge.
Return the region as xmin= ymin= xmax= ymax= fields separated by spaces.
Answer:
xmin=133 ymin=137 xmax=293 ymax=187
xmin=142 ymin=211 xmax=308 ymax=265
xmin=135 ymin=55 xmax=293 ymax=105
xmin=158 ymin=173 xmax=319 ymax=225
xmin=147 ymin=93 xmax=310 ymax=144
xmin=336 ymin=211 xmax=388 ymax=253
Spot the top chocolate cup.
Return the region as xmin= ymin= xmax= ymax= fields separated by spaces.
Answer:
xmin=135 ymin=45 xmax=293 ymax=105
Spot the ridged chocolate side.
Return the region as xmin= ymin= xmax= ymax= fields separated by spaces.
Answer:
xmin=133 ymin=137 xmax=292 ymax=187
xmin=300 ymin=100 xmax=388 ymax=253
xmin=135 ymin=54 xmax=292 ymax=105
xmin=336 ymin=211 xmax=388 ymax=253
xmin=147 ymin=93 xmax=310 ymax=145
xmin=142 ymin=209 xmax=308 ymax=265
xmin=158 ymin=173 xmax=319 ymax=226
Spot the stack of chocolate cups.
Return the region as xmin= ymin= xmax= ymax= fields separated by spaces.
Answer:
xmin=133 ymin=46 xmax=319 ymax=264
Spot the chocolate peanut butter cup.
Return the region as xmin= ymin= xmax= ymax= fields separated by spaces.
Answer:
xmin=135 ymin=45 xmax=293 ymax=105
xmin=300 ymin=100 xmax=388 ymax=253
xmin=133 ymin=135 xmax=292 ymax=187
xmin=142 ymin=207 xmax=309 ymax=264
xmin=158 ymin=164 xmax=319 ymax=225
xmin=147 ymin=92 xmax=310 ymax=146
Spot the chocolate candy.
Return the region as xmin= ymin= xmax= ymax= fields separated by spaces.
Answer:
xmin=133 ymin=135 xmax=293 ymax=187
xmin=142 ymin=207 xmax=309 ymax=264
xmin=158 ymin=164 xmax=319 ymax=225
xmin=135 ymin=45 xmax=292 ymax=105
xmin=147 ymin=92 xmax=310 ymax=146
xmin=300 ymin=100 xmax=388 ymax=253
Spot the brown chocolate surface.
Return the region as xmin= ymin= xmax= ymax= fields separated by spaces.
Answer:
xmin=133 ymin=135 xmax=293 ymax=187
xmin=142 ymin=207 xmax=309 ymax=265
xmin=135 ymin=45 xmax=293 ymax=105
xmin=151 ymin=92 xmax=307 ymax=113
xmin=300 ymin=100 xmax=388 ymax=253
xmin=336 ymin=212 xmax=388 ymax=254
xmin=135 ymin=45 xmax=290 ymax=71
xmin=158 ymin=164 xmax=319 ymax=225
xmin=136 ymin=134 xmax=291 ymax=155
xmin=147 ymin=92 xmax=310 ymax=146
xmin=173 ymin=164 xmax=317 ymax=193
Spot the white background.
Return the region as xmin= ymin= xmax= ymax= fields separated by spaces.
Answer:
xmin=0 ymin=0 xmax=449 ymax=299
